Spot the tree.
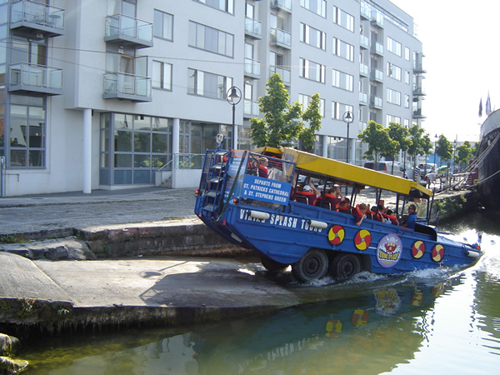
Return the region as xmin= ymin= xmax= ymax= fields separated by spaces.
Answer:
xmin=407 ymin=124 xmax=432 ymax=179
xmin=358 ymin=121 xmax=396 ymax=167
xmin=300 ymin=93 xmax=322 ymax=152
xmin=436 ymin=134 xmax=453 ymax=162
xmin=250 ymin=73 xmax=304 ymax=147
xmin=384 ymin=122 xmax=410 ymax=174
xmin=455 ymin=141 xmax=473 ymax=170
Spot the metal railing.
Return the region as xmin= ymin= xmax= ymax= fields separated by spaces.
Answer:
xmin=103 ymin=72 xmax=151 ymax=98
xmin=9 ymin=63 xmax=63 ymax=90
xmin=105 ymin=14 xmax=153 ymax=44
xmin=11 ymin=0 xmax=65 ymax=31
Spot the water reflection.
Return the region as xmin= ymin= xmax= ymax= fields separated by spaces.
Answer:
xmin=20 ymin=212 xmax=500 ymax=374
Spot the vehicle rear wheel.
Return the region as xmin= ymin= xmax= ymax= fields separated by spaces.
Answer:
xmin=292 ymin=249 xmax=329 ymax=283
xmin=260 ymin=254 xmax=288 ymax=273
xmin=331 ymin=253 xmax=361 ymax=281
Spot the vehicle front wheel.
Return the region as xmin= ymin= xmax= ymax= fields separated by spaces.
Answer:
xmin=260 ymin=254 xmax=288 ymax=273
xmin=292 ymin=249 xmax=329 ymax=283
xmin=331 ymin=253 xmax=361 ymax=281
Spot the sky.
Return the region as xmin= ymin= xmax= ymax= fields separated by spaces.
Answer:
xmin=389 ymin=0 xmax=500 ymax=143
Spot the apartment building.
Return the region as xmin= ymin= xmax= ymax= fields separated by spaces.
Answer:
xmin=0 ymin=0 xmax=425 ymax=196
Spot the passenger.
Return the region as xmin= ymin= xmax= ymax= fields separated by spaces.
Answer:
xmin=258 ymin=157 xmax=269 ymax=178
xmin=338 ymin=198 xmax=350 ymax=213
xmin=353 ymin=203 xmax=368 ymax=226
xmin=295 ymin=180 xmax=319 ymax=205
xmin=401 ymin=204 xmax=417 ymax=229
xmin=385 ymin=209 xmax=399 ymax=226
xmin=322 ymin=185 xmax=345 ymax=209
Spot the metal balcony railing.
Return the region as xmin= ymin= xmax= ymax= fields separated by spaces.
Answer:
xmin=245 ymin=17 xmax=262 ymax=39
xmin=9 ymin=63 xmax=63 ymax=95
xmin=10 ymin=0 xmax=64 ymax=36
xmin=103 ymin=72 xmax=152 ymax=102
xmin=269 ymin=66 xmax=291 ymax=85
xmin=105 ymin=14 xmax=153 ymax=48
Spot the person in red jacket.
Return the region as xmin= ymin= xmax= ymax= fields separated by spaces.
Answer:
xmin=353 ymin=203 xmax=368 ymax=226
xmin=258 ymin=157 xmax=269 ymax=178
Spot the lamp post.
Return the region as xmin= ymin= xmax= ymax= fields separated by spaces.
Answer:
xmin=227 ymin=86 xmax=242 ymax=150
xmin=434 ymin=134 xmax=438 ymax=165
xmin=343 ymin=111 xmax=354 ymax=164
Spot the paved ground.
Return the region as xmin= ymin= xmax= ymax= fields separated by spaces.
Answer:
xmin=0 ymin=187 xmax=198 ymax=235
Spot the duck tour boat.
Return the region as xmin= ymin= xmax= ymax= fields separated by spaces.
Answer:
xmin=194 ymin=141 xmax=482 ymax=283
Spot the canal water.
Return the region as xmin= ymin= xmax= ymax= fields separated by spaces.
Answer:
xmin=19 ymin=211 xmax=500 ymax=374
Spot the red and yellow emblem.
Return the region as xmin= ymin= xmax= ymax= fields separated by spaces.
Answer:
xmin=412 ymin=240 xmax=426 ymax=259
xmin=352 ymin=309 xmax=369 ymax=327
xmin=325 ymin=319 xmax=343 ymax=337
xmin=354 ymin=229 xmax=371 ymax=250
xmin=431 ymin=244 xmax=445 ymax=262
xmin=328 ymin=225 xmax=345 ymax=245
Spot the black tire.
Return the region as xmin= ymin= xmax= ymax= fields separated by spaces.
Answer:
xmin=292 ymin=249 xmax=329 ymax=283
xmin=260 ymin=254 xmax=288 ymax=273
xmin=331 ymin=253 xmax=361 ymax=281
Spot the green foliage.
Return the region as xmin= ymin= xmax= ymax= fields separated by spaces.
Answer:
xmin=300 ymin=93 xmax=322 ymax=152
xmin=407 ymin=124 xmax=432 ymax=164
xmin=358 ymin=121 xmax=395 ymax=164
xmin=0 ymin=235 xmax=18 ymax=244
xmin=250 ymin=74 xmax=321 ymax=149
xmin=455 ymin=141 xmax=473 ymax=168
xmin=436 ymin=134 xmax=453 ymax=161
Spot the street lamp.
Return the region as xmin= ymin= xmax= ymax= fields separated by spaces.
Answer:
xmin=227 ymin=86 xmax=242 ymax=149
xmin=343 ymin=111 xmax=354 ymax=164
xmin=434 ymin=134 xmax=438 ymax=165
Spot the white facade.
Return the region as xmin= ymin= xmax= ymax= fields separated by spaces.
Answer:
xmin=0 ymin=0 xmax=424 ymax=196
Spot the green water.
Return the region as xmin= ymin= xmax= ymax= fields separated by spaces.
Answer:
xmin=17 ymin=211 xmax=500 ymax=374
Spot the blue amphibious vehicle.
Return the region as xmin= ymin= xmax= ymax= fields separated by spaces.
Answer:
xmin=195 ymin=144 xmax=482 ymax=282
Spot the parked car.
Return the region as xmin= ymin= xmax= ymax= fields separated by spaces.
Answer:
xmin=363 ymin=161 xmax=403 ymax=176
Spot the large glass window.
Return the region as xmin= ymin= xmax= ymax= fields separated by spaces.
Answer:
xmin=8 ymin=95 xmax=45 ymax=168
xmin=331 ymin=101 xmax=353 ymax=120
xmin=188 ymin=21 xmax=234 ymax=58
xmin=333 ymin=6 xmax=354 ymax=32
xmin=300 ymin=0 xmax=326 ymax=17
xmin=153 ymin=10 xmax=173 ymax=41
xmin=152 ymin=60 xmax=172 ymax=90
xmin=333 ymin=37 xmax=354 ymax=61
xmin=188 ymin=68 xmax=232 ymax=99
xmin=387 ymin=37 xmax=402 ymax=57
xmin=299 ymin=58 xmax=325 ymax=83
xmin=193 ymin=0 xmax=234 ymax=14
xmin=299 ymin=23 xmax=326 ymax=50
xmin=332 ymin=69 xmax=354 ymax=91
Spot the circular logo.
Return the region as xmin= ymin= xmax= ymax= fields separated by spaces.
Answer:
xmin=377 ymin=234 xmax=403 ymax=268
xmin=354 ymin=229 xmax=372 ymax=250
xmin=328 ymin=225 xmax=345 ymax=245
xmin=412 ymin=240 xmax=426 ymax=259
xmin=432 ymin=244 xmax=445 ymax=262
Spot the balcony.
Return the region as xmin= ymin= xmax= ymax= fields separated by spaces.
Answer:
xmin=413 ymin=108 xmax=426 ymax=119
xmin=9 ymin=63 xmax=63 ymax=96
xmin=413 ymin=86 xmax=426 ymax=96
xmin=105 ymin=15 xmax=153 ymax=48
xmin=243 ymin=99 xmax=260 ymax=118
xmin=245 ymin=17 xmax=262 ymax=39
xmin=359 ymin=63 xmax=369 ymax=77
xmin=371 ymin=11 xmax=384 ymax=28
xmin=269 ymin=65 xmax=291 ymax=86
xmin=371 ymin=42 xmax=384 ymax=56
xmin=360 ymin=2 xmax=371 ymax=19
xmin=270 ymin=28 xmax=291 ymax=49
xmin=360 ymin=35 xmax=369 ymax=49
xmin=103 ymin=72 xmax=152 ymax=102
xmin=271 ymin=0 xmax=292 ymax=13
xmin=413 ymin=53 xmax=426 ymax=73
xmin=359 ymin=92 xmax=368 ymax=105
xmin=244 ymin=58 xmax=261 ymax=79
xmin=370 ymin=69 xmax=384 ymax=82
xmin=370 ymin=95 xmax=383 ymax=109
xmin=10 ymin=0 xmax=64 ymax=37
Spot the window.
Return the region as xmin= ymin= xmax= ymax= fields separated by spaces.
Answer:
xmin=188 ymin=21 xmax=234 ymax=58
xmin=152 ymin=61 xmax=172 ymax=90
xmin=333 ymin=37 xmax=354 ymax=61
xmin=300 ymin=0 xmax=326 ymax=17
xmin=9 ymin=95 xmax=45 ymax=168
xmin=332 ymin=69 xmax=354 ymax=91
xmin=300 ymin=23 xmax=326 ymax=50
xmin=404 ymin=94 xmax=410 ymax=108
xmin=405 ymin=71 xmax=410 ymax=85
xmin=193 ymin=0 xmax=234 ymax=14
xmin=299 ymin=58 xmax=325 ymax=83
xmin=405 ymin=47 xmax=410 ymax=61
xmin=153 ymin=10 xmax=173 ymax=41
xmin=299 ymin=94 xmax=325 ymax=117
xmin=387 ymin=63 xmax=401 ymax=81
xmin=387 ymin=37 xmax=402 ymax=57
xmin=188 ymin=68 xmax=232 ymax=99
xmin=387 ymin=88 xmax=401 ymax=105
xmin=332 ymin=101 xmax=353 ymax=120
xmin=333 ymin=6 xmax=354 ymax=32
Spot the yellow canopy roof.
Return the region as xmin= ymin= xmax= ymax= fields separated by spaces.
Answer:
xmin=255 ymin=146 xmax=432 ymax=197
